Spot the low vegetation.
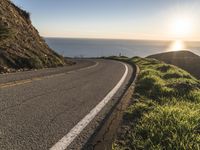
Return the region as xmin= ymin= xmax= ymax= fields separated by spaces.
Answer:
xmin=0 ymin=0 xmax=66 ymax=73
xmin=148 ymin=51 xmax=200 ymax=79
xmin=113 ymin=57 xmax=200 ymax=150
xmin=10 ymin=2 xmax=30 ymax=20
xmin=0 ymin=24 xmax=12 ymax=41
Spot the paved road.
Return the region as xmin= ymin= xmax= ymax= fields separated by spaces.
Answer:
xmin=0 ymin=59 xmax=133 ymax=150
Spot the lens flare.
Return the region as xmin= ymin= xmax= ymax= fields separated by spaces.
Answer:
xmin=168 ymin=40 xmax=185 ymax=51
xmin=169 ymin=15 xmax=194 ymax=38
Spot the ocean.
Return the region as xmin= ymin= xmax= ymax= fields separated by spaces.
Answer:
xmin=45 ymin=38 xmax=200 ymax=58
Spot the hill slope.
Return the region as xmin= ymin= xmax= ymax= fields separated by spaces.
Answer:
xmin=113 ymin=57 xmax=200 ymax=150
xmin=0 ymin=0 xmax=65 ymax=73
xmin=147 ymin=50 xmax=200 ymax=79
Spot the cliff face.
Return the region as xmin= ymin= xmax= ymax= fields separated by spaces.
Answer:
xmin=0 ymin=0 xmax=65 ymax=73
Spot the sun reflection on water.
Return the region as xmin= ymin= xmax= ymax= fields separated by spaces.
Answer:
xmin=169 ymin=40 xmax=185 ymax=51
xmin=168 ymin=40 xmax=186 ymax=51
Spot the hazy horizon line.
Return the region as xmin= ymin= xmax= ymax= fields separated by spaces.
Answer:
xmin=44 ymin=36 xmax=200 ymax=42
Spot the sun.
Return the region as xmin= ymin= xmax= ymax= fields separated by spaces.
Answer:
xmin=170 ymin=16 xmax=193 ymax=38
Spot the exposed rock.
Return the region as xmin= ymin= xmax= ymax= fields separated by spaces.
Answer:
xmin=0 ymin=0 xmax=66 ymax=73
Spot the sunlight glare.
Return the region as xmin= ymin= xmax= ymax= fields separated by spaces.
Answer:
xmin=168 ymin=40 xmax=185 ymax=51
xmin=170 ymin=16 xmax=193 ymax=38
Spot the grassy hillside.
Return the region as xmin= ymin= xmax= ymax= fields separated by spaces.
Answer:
xmin=0 ymin=0 xmax=66 ymax=73
xmin=148 ymin=51 xmax=200 ymax=79
xmin=113 ymin=57 xmax=200 ymax=150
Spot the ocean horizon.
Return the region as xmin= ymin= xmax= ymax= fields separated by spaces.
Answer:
xmin=45 ymin=38 xmax=200 ymax=58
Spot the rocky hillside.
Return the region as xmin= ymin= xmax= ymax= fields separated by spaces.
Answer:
xmin=148 ymin=50 xmax=200 ymax=79
xmin=0 ymin=0 xmax=66 ymax=73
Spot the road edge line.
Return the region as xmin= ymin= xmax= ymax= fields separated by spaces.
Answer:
xmin=50 ymin=63 xmax=129 ymax=150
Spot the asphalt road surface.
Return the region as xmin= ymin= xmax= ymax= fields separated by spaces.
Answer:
xmin=0 ymin=59 xmax=133 ymax=150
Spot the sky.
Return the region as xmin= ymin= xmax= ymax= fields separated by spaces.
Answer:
xmin=12 ymin=0 xmax=200 ymax=40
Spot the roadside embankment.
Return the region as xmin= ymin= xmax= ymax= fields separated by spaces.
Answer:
xmin=0 ymin=0 xmax=66 ymax=73
xmin=113 ymin=57 xmax=200 ymax=150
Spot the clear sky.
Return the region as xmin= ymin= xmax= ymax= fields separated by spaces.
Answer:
xmin=12 ymin=0 xmax=200 ymax=40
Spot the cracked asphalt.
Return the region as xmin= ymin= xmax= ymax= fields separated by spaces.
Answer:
xmin=0 ymin=59 xmax=132 ymax=150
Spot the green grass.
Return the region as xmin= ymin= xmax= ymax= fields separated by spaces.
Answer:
xmin=113 ymin=57 xmax=200 ymax=150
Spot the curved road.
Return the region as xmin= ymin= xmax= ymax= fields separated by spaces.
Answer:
xmin=0 ymin=59 xmax=133 ymax=150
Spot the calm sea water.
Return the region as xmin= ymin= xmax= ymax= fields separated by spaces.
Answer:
xmin=45 ymin=38 xmax=200 ymax=58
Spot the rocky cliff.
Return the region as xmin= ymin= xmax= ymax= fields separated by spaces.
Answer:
xmin=0 ymin=0 xmax=66 ymax=73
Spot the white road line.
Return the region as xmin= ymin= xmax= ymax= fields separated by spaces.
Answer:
xmin=50 ymin=63 xmax=129 ymax=150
